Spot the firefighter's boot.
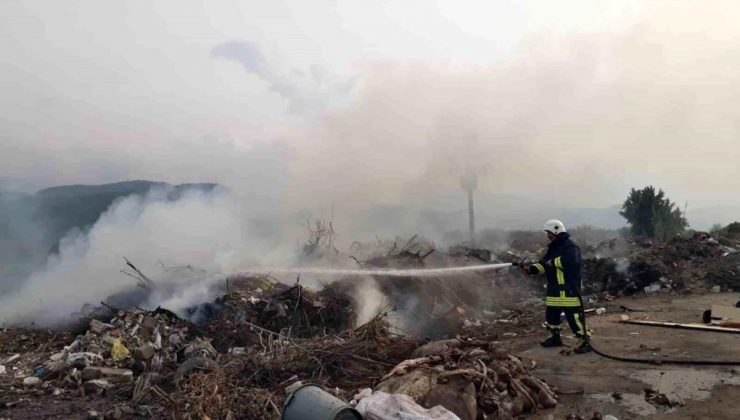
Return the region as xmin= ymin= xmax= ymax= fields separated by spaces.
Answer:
xmin=540 ymin=330 xmax=563 ymax=347
xmin=574 ymin=339 xmax=592 ymax=354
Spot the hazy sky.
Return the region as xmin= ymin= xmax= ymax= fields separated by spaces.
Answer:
xmin=2 ymin=0 xmax=739 ymax=214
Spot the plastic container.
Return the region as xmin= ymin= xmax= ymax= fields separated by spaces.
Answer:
xmin=281 ymin=384 xmax=362 ymax=420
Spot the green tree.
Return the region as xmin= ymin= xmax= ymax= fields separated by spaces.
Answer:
xmin=619 ymin=186 xmax=688 ymax=239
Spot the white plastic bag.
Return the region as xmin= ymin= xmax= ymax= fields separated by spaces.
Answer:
xmin=354 ymin=389 xmax=460 ymax=420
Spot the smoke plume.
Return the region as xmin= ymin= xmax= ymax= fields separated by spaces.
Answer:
xmin=0 ymin=188 xmax=271 ymax=326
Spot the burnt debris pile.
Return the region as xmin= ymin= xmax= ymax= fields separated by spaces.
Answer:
xmin=0 ymin=275 xmax=554 ymax=419
xmin=581 ymin=232 xmax=740 ymax=297
xmin=0 ymin=231 xmax=555 ymax=420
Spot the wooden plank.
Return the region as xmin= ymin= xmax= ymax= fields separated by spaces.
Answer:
xmin=620 ymin=319 xmax=740 ymax=334
xmin=711 ymin=305 xmax=740 ymax=322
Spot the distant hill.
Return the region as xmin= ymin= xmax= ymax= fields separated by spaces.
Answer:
xmin=0 ymin=181 xmax=220 ymax=292
xmin=32 ymin=181 xmax=219 ymax=250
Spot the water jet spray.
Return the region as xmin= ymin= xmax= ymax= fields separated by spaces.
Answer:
xmin=240 ymin=262 xmax=513 ymax=278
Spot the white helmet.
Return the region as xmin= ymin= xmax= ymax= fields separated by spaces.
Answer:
xmin=543 ymin=219 xmax=566 ymax=235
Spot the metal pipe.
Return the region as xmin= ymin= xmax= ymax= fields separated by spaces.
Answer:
xmin=468 ymin=189 xmax=475 ymax=247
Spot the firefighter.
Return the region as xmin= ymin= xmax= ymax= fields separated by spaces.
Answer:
xmin=523 ymin=219 xmax=592 ymax=353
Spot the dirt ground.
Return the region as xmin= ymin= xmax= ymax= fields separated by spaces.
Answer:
xmin=515 ymin=292 xmax=740 ymax=420
xmin=0 ymin=394 xmax=120 ymax=419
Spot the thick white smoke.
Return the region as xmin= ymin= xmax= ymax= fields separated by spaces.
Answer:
xmin=0 ymin=188 xmax=276 ymax=326
xmin=353 ymin=277 xmax=388 ymax=326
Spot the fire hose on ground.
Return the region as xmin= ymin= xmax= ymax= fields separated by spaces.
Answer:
xmin=575 ymin=295 xmax=740 ymax=366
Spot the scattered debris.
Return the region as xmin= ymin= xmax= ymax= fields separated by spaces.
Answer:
xmin=22 ymin=376 xmax=41 ymax=387
xmin=644 ymin=284 xmax=661 ymax=293
xmin=639 ymin=344 xmax=661 ymax=352
xmin=704 ymin=304 xmax=740 ymax=328
xmin=619 ymin=305 xmax=647 ymax=312
xmin=4 ymin=354 xmax=21 ymax=364
xmin=644 ymin=388 xmax=685 ymax=408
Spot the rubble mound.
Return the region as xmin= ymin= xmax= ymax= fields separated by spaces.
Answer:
xmin=582 ymin=232 xmax=740 ymax=296
xmin=203 ymin=277 xmax=356 ymax=352
xmin=0 ymin=273 xmax=558 ymax=419
xmin=713 ymin=222 xmax=740 ymax=247
xmin=707 ymin=251 xmax=740 ymax=291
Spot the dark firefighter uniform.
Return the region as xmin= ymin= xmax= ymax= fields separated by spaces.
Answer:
xmin=526 ymin=232 xmax=591 ymax=351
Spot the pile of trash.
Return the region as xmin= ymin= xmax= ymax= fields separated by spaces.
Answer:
xmin=707 ymin=251 xmax=740 ymax=291
xmin=202 ymin=275 xmax=356 ymax=352
xmin=0 ymin=305 xmax=217 ymax=417
xmin=133 ymin=318 xmax=557 ymax=419
xmin=139 ymin=313 xmax=421 ymax=419
xmin=0 ymin=272 xmax=560 ymax=419
xmin=581 ymin=232 xmax=740 ymax=296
